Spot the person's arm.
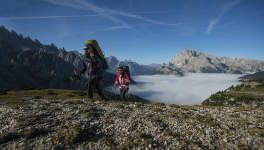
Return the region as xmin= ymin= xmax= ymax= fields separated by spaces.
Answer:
xmin=75 ymin=62 xmax=86 ymax=75
xmin=79 ymin=62 xmax=87 ymax=74
xmin=114 ymin=73 xmax=119 ymax=88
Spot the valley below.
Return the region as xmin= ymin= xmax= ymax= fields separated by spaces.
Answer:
xmin=129 ymin=73 xmax=243 ymax=105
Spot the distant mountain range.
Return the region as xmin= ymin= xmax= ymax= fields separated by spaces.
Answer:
xmin=105 ymin=56 xmax=160 ymax=75
xmin=159 ymin=50 xmax=264 ymax=75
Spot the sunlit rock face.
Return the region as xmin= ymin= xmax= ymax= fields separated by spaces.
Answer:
xmin=159 ymin=49 xmax=264 ymax=74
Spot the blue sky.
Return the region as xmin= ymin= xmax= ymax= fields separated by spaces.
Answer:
xmin=0 ymin=0 xmax=263 ymax=64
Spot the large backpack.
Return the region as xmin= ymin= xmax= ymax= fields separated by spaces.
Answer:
xmin=122 ymin=66 xmax=131 ymax=80
xmin=84 ymin=40 xmax=108 ymax=70
xmin=91 ymin=56 xmax=103 ymax=74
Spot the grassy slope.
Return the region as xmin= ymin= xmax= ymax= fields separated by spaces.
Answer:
xmin=240 ymin=71 xmax=264 ymax=81
xmin=202 ymin=72 xmax=264 ymax=106
xmin=0 ymin=89 xmax=149 ymax=109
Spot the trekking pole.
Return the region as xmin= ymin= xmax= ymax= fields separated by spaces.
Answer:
xmin=79 ymin=76 xmax=83 ymax=94
xmin=78 ymin=74 xmax=86 ymax=96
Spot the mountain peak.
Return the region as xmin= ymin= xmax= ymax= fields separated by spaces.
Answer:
xmin=0 ymin=25 xmax=8 ymax=31
xmin=106 ymin=56 xmax=118 ymax=62
xmin=180 ymin=49 xmax=203 ymax=57
xmin=163 ymin=49 xmax=264 ymax=74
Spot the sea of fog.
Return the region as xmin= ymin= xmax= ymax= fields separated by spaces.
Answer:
xmin=127 ymin=73 xmax=243 ymax=105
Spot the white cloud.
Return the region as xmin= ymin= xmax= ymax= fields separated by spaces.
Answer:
xmin=129 ymin=73 xmax=242 ymax=105
xmin=87 ymin=25 xmax=132 ymax=36
xmin=205 ymin=0 xmax=241 ymax=34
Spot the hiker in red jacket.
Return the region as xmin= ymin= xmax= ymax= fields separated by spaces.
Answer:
xmin=114 ymin=66 xmax=130 ymax=101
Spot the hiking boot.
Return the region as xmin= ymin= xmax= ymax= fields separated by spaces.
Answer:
xmin=99 ymin=96 xmax=105 ymax=101
xmin=88 ymin=96 xmax=93 ymax=100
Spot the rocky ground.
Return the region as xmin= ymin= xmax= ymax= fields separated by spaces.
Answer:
xmin=0 ymin=90 xmax=264 ymax=150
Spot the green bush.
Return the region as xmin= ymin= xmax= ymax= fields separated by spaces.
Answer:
xmin=55 ymin=123 xmax=97 ymax=145
xmin=0 ymin=132 xmax=21 ymax=144
xmin=24 ymin=127 xmax=50 ymax=139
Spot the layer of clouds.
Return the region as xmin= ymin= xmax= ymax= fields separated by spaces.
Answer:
xmin=129 ymin=73 xmax=242 ymax=105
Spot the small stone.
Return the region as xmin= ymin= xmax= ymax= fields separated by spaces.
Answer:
xmin=148 ymin=144 xmax=152 ymax=149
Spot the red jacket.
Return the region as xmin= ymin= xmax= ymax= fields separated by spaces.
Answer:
xmin=114 ymin=72 xmax=130 ymax=89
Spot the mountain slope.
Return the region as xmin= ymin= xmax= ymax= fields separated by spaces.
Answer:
xmin=240 ymin=71 xmax=264 ymax=81
xmin=159 ymin=50 xmax=264 ymax=74
xmin=202 ymin=72 xmax=264 ymax=107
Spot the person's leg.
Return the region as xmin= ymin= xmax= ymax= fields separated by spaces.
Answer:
xmin=120 ymin=88 xmax=124 ymax=101
xmin=123 ymin=88 xmax=128 ymax=101
xmin=95 ymin=78 xmax=104 ymax=100
xmin=87 ymin=80 xmax=94 ymax=99
xmin=120 ymin=88 xmax=126 ymax=101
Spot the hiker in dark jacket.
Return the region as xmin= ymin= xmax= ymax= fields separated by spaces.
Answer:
xmin=114 ymin=66 xmax=130 ymax=101
xmin=74 ymin=44 xmax=105 ymax=100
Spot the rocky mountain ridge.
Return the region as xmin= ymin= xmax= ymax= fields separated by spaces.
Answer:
xmin=0 ymin=26 xmax=87 ymax=91
xmin=105 ymin=56 xmax=160 ymax=75
xmin=159 ymin=50 xmax=264 ymax=75
xmin=0 ymin=26 xmax=122 ymax=91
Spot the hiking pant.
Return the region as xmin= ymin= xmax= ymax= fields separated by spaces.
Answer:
xmin=87 ymin=77 xmax=104 ymax=99
xmin=120 ymin=88 xmax=129 ymax=101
